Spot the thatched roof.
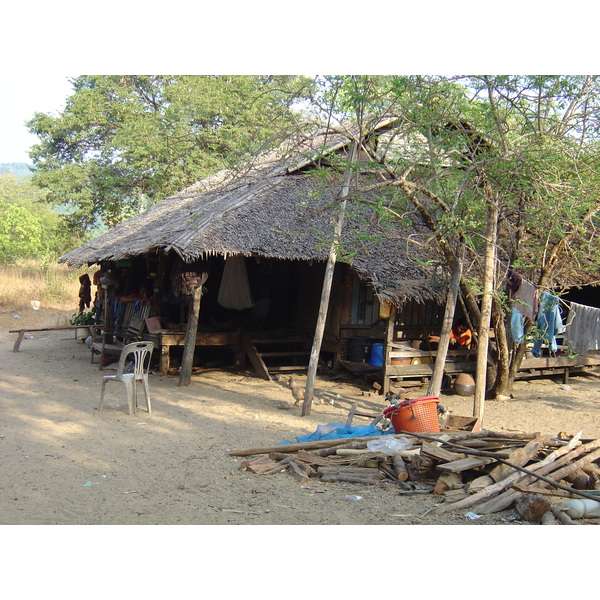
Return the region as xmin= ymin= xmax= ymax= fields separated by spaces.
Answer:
xmin=59 ymin=120 xmax=447 ymax=304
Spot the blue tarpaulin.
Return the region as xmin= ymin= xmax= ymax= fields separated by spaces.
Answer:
xmin=279 ymin=421 xmax=393 ymax=445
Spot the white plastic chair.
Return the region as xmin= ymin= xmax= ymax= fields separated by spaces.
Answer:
xmin=99 ymin=342 xmax=154 ymax=415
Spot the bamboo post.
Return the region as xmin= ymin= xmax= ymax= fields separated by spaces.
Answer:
xmin=302 ymin=141 xmax=358 ymax=416
xmin=178 ymin=273 xmax=208 ymax=387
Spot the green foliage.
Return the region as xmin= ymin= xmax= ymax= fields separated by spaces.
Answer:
xmin=69 ymin=311 xmax=95 ymax=325
xmin=0 ymin=173 xmax=67 ymax=264
xmin=28 ymin=75 xmax=315 ymax=236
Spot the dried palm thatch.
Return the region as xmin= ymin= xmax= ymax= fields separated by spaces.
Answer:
xmin=59 ymin=121 xmax=448 ymax=305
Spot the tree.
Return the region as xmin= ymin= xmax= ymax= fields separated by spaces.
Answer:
xmin=0 ymin=173 xmax=66 ymax=263
xmin=27 ymin=75 xmax=315 ymax=237
xmin=301 ymin=75 xmax=600 ymax=400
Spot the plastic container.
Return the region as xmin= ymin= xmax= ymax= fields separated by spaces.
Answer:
xmin=368 ymin=343 xmax=384 ymax=366
xmin=562 ymin=498 xmax=600 ymax=519
xmin=387 ymin=396 xmax=440 ymax=433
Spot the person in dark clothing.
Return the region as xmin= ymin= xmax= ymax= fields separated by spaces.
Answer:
xmin=78 ymin=274 xmax=92 ymax=314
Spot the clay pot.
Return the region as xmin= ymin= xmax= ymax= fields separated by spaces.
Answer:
xmin=454 ymin=372 xmax=475 ymax=396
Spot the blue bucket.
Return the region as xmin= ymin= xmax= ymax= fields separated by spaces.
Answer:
xmin=368 ymin=343 xmax=384 ymax=367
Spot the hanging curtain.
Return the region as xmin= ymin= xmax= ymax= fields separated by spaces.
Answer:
xmin=217 ymin=256 xmax=255 ymax=311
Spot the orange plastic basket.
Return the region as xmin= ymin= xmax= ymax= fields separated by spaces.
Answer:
xmin=390 ymin=396 xmax=440 ymax=433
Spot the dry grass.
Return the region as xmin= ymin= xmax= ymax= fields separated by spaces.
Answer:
xmin=0 ymin=261 xmax=97 ymax=312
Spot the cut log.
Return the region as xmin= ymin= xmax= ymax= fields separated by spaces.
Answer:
xmin=467 ymin=475 xmax=494 ymax=492
xmin=407 ymin=455 xmax=439 ymax=481
xmin=392 ymin=454 xmax=409 ymax=481
xmin=434 ymin=472 xmax=463 ymax=495
xmin=246 ymin=460 xmax=280 ymax=474
xmin=515 ymin=494 xmax=552 ymax=522
xmin=570 ymin=473 xmax=592 ymax=490
xmin=287 ymin=458 xmax=314 ymax=483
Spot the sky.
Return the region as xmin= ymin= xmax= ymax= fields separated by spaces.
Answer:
xmin=0 ymin=74 xmax=75 ymax=164
xmin=1 ymin=4 xmax=594 ymax=166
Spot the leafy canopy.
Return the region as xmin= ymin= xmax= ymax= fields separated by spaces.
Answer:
xmin=28 ymin=75 xmax=315 ymax=236
xmin=0 ymin=173 xmax=67 ymax=264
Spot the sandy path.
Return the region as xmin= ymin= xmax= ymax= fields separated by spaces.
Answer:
xmin=2 ymin=307 xmax=600 ymax=528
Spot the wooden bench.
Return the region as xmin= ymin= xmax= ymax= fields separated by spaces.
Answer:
xmin=9 ymin=325 xmax=98 ymax=352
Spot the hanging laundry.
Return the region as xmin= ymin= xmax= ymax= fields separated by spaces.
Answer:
xmin=506 ymin=269 xmax=523 ymax=295
xmin=564 ymin=302 xmax=600 ymax=355
xmin=217 ymin=255 xmax=255 ymax=311
xmin=509 ymin=307 xmax=525 ymax=344
xmin=532 ymin=291 xmax=563 ymax=357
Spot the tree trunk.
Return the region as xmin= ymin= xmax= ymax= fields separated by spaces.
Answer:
xmin=473 ymin=189 xmax=498 ymax=422
xmin=302 ymin=142 xmax=357 ymax=416
xmin=178 ymin=273 xmax=208 ymax=387
xmin=427 ymin=246 xmax=464 ymax=397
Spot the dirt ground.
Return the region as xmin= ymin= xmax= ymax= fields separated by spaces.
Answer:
xmin=2 ymin=306 xmax=600 ymax=530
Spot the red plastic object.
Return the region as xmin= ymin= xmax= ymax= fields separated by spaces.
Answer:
xmin=387 ymin=396 xmax=440 ymax=433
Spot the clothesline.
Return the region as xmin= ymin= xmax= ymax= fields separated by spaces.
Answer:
xmin=506 ymin=269 xmax=600 ymax=355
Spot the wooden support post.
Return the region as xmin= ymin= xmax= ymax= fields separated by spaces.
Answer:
xmin=382 ymin=305 xmax=396 ymax=395
xmin=178 ymin=273 xmax=208 ymax=387
xmin=13 ymin=330 xmax=26 ymax=352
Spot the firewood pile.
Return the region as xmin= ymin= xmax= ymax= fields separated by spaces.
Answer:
xmin=229 ymin=428 xmax=600 ymax=523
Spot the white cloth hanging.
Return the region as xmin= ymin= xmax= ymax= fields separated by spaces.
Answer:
xmin=217 ymin=256 xmax=255 ymax=311
xmin=564 ymin=301 xmax=600 ymax=355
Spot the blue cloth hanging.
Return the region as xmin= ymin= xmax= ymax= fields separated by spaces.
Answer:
xmin=510 ymin=307 xmax=525 ymax=344
xmin=532 ymin=292 xmax=563 ymax=357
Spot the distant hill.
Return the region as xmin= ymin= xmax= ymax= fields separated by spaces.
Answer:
xmin=0 ymin=163 xmax=33 ymax=178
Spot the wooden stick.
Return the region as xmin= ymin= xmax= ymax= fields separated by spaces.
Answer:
xmin=228 ymin=433 xmax=418 ymax=457
xmin=287 ymin=458 xmax=313 ymax=483
xmin=413 ymin=430 xmax=600 ymax=502
xmin=319 ymin=474 xmax=383 ymax=485
xmin=473 ymin=443 xmax=600 ymax=514
xmin=435 ymin=431 xmax=584 ymax=514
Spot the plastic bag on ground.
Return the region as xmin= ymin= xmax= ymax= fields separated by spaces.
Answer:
xmin=366 ymin=436 xmax=412 ymax=454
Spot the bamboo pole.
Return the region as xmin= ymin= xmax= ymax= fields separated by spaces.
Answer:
xmin=302 ymin=141 xmax=358 ymax=416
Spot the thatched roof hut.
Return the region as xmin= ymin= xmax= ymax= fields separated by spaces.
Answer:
xmin=59 ymin=121 xmax=447 ymax=306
